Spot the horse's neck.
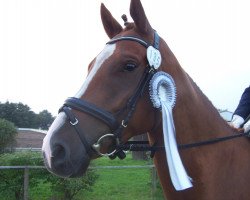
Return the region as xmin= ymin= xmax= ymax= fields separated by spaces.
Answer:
xmin=173 ymin=73 xmax=233 ymax=144
xmin=148 ymin=66 xmax=234 ymax=164
xmin=150 ymin=45 xmax=250 ymax=199
xmin=158 ymin=41 xmax=232 ymax=138
xmin=158 ymin=48 xmax=233 ymax=142
xmin=148 ymin=60 xmax=237 ymax=198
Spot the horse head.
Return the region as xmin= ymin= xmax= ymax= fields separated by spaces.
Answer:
xmin=42 ymin=0 xmax=167 ymax=178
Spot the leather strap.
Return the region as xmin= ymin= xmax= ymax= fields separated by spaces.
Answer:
xmin=107 ymin=36 xmax=149 ymax=48
xmin=62 ymin=106 xmax=92 ymax=153
xmin=153 ymin=31 xmax=160 ymax=50
xmin=107 ymin=32 xmax=160 ymax=50
xmin=62 ymin=97 xmax=119 ymax=131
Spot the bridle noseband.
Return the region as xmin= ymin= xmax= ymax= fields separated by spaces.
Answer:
xmin=59 ymin=31 xmax=160 ymax=159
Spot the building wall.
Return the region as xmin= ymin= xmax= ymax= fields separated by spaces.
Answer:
xmin=15 ymin=129 xmax=46 ymax=148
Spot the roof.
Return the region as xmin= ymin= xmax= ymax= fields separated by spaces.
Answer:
xmin=14 ymin=128 xmax=47 ymax=148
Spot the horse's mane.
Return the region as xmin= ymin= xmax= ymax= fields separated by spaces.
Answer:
xmin=186 ymin=73 xmax=215 ymax=110
xmin=186 ymin=73 xmax=238 ymax=133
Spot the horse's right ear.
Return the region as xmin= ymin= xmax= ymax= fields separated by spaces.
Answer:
xmin=101 ymin=3 xmax=123 ymax=39
xmin=130 ymin=0 xmax=152 ymax=34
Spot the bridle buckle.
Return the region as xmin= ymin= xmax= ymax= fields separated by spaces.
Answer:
xmin=121 ymin=120 xmax=128 ymax=128
xmin=70 ymin=118 xmax=79 ymax=126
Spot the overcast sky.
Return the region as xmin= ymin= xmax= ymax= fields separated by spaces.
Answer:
xmin=0 ymin=0 xmax=249 ymax=116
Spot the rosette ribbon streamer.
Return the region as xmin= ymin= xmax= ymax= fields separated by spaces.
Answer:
xmin=150 ymin=71 xmax=193 ymax=191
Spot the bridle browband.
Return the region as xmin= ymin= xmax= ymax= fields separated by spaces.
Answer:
xmin=59 ymin=31 xmax=160 ymax=159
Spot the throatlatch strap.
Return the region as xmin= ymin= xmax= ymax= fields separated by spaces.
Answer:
xmin=153 ymin=31 xmax=160 ymax=50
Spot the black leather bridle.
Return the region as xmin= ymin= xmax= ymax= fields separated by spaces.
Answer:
xmin=59 ymin=31 xmax=160 ymax=159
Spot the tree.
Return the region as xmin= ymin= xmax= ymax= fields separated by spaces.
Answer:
xmin=0 ymin=102 xmax=54 ymax=129
xmin=0 ymin=102 xmax=38 ymax=128
xmin=0 ymin=102 xmax=16 ymax=123
xmin=14 ymin=102 xmax=38 ymax=128
xmin=37 ymin=110 xmax=55 ymax=130
xmin=0 ymin=118 xmax=17 ymax=152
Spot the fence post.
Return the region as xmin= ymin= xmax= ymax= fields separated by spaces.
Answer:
xmin=23 ymin=167 xmax=29 ymax=200
xmin=151 ymin=166 xmax=157 ymax=200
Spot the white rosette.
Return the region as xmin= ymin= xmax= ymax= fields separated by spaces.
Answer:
xmin=149 ymin=71 xmax=176 ymax=109
xmin=149 ymin=71 xmax=193 ymax=191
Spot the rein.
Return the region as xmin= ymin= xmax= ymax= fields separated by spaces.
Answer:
xmin=117 ymin=131 xmax=250 ymax=157
xmin=118 ymin=115 xmax=250 ymax=156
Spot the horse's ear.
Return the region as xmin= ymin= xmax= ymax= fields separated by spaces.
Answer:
xmin=130 ymin=0 xmax=152 ymax=34
xmin=101 ymin=3 xmax=123 ymax=39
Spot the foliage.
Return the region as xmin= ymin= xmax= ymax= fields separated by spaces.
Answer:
xmin=0 ymin=151 xmax=99 ymax=200
xmin=0 ymin=101 xmax=54 ymax=129
xmin=0 ymin=118 xmax=17 ymax=152
xmin=37 ymin=110 xmax=55 ymax=130
xmin=0 ymin=151 xmax=46 ymax=200
xmin=46 ymin=170 xmax=99 ymax=200
xmin=0 ymin=102 xmax=37 ymax=128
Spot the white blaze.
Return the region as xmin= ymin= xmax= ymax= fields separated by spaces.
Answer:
xmin=75 ymin=44 xmax=116 ymax=97
xmin=42 ymin=112 xmax=67 ymax=168
xmin=42 ymin=44 xmax=116 ymax=168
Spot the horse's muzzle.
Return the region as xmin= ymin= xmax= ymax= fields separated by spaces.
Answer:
xmin=42 ymin=141 xmax=90 ymax=178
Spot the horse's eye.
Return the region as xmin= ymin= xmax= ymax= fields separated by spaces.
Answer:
xmin=124 ymin=63 xmax=137 ymax=72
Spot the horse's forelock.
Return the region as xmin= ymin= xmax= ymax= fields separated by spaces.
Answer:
xmin=123 ymin=23 xmax=135 ymax=31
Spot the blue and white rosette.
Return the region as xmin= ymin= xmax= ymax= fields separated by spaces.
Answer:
xmin=149 ymin=71 xmax=193 ymax=191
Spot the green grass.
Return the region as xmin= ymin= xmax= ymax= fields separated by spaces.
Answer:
xmin=76 ymin=154 xmax=164 ymax=200
xmin=80 ymin=169 xmax=151 ymax=200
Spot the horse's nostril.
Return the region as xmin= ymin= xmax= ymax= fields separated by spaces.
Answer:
xmin=52 ymin=144 xmax=66 ymax=160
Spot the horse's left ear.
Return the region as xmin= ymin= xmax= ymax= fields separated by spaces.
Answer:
xmin=130 ymin=0 xmax=152 ymax=34
xmin=101 ymin=3 xmax=123 ymax=39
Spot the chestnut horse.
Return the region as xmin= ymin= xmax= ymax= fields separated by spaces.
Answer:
xmin=42 ymin=0 xmax=250 ymax=199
